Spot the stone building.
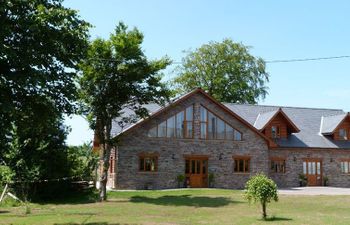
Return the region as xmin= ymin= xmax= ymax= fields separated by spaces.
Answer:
xmin=97 ymin=88 xmax=350 ymax=189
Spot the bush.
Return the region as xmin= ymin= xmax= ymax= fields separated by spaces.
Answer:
xmin=244 ymin=173 xmax=278 ymax=219
xmin=176 ymin=174 xmax=185 ymax=188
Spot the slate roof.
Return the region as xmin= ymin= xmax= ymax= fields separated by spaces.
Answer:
xmin=225 ymin=104 xmax=350 ymax=149
xmin=111 ymin=93 xmax=350 ymax=149
xmin=253 ymin=110 xmax=279 ymax=130
xmin=321 ymin=114 xmax=348 ymax=135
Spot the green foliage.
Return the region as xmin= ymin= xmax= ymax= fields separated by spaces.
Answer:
xmin=0 ymin=0 xmax=90 ymax=201
xmin=209 ymin=173 xmax=214 ymax=187
xmin=244 ymin=173 xmax=278 ymax=219
xmin=67 ymin=143 xmax=99 ymax=179
xmin=172 ymin=38 xmax=269 ymax=103
xmin=79 ymin=22 xmax=171 ymax=200
xmin=298 ymin=173 xmax=307 ymax=186
xmin=0 ymin=165 xmax=14 ymax=185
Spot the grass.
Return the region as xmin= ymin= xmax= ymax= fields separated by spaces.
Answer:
xmin=1 ymin=189 xmax=350 ymax=224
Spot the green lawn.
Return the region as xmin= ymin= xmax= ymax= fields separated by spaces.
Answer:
xmin=1 ymin=189 xmax=350 ymax=225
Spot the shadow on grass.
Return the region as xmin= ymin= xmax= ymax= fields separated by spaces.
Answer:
xmin=36 ymin=191 xmax=99 ymax=205
xmin=54 ymin=223 xmax=130 ymax=225
xmin=130 ymin=194 xmax=240 ymax=207
xmin=260 ymin=216 xmax=293 ymax=222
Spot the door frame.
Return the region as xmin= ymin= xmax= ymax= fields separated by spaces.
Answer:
xmin=302 ymin=158 xmax=323 ymax=186
xmin=184 ymin=155 xmax=209 ymax=188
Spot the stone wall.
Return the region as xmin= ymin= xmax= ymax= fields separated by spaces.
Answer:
xmin=269 ymin=148 xmax=350 ymax=187
xmin=114 ymin=92 xmax=269 ymax=189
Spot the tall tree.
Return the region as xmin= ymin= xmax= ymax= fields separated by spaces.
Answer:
xmin=79 ymin=22 xmax=171 ymax=201
xmin=0 ymin=0 xmax=90 ymax=196
xmin=173 ymin=39 xmax=269 ymax=103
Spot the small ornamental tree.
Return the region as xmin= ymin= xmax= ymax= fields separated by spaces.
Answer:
xmin=244 ymin=173 xmax=278 ymax=219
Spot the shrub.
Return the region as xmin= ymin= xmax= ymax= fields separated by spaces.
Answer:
xmin=176 ymin=174 xmax=185 ymax=188
xmin=208 ymin=173 xmax=214 ymax=187
xmin=244 ymin=173 xmax=278 ymax=219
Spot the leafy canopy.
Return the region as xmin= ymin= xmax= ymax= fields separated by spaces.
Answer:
xmin=80 ymin=22 xmax=171 ymax=131
xmin=0 ymin=0 xmax=90 ymax=199
xmin=79 ymin=22 xmax=171 ymax=200
xmin=173 ymin=39 xmax=269 ymax=103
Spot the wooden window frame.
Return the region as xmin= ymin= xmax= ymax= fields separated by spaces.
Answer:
xmin=139 ymin=153 xmax=159 ymax=172
xmin=200 ymin=105 xmax=243 ymax=141
xmin=148 ymin=105 xmax=194 ymax=139
xmin=233 ymin=156 xmax=251 ymax=173
xmin=340 ymin=160 xmax=350 ymax=174
xmin=270 ymin=158 xmax=286 ymax=173
xmin=339 ymin=128 xmax=348 ymax=141
xmin=271 ymin=125 xmax=280 ymax=139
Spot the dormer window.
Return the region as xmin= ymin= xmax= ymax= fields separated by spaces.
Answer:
xmin=339 ymin=129 xmax=348 ymax=140
xmin=271 ymin=126 xmax=280 ymax=139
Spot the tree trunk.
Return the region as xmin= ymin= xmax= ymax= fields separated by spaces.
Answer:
xmin=98 ymin=117 xmax=112 ymax=201
xmin=99 ymin=169 xmax=107 ymax=201
xmin=262 ymin=201 xmax=267 ymax=219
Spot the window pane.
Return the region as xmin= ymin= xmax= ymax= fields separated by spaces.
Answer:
xmin=217 ymin=118 xmax=225 ymax=139
xmin=186 ymin=106 xmax=193 ymax=121
xmin=244 ymin=160 xmax=249 ymax=172
xmin=176 ymin=111 xmax=184 ymax=138
xmin=151 ymin=158 xmax=156 ymax=171
xmin=148 ymin=126 xmax=157 ymax=137
xmin=202 ymin=160 xmax=207 ymax=174
xmin=208 ymin=112 xmax=216 ymax=139
xmin=200 ymin=122 xmax=207 ymax=139
xmin=185 ymin=160 xmax=190 ymax=174
xmin=345 ymin=162 xmax=349 ymax=173
xmin=185 ymin=122 xmax=193 ymax=138
xmin=234 ymin=130 xmax=242 ymax=141
xmin=140 ymin=158 xmax=144 ymax=171
xmin=308 ymin=162 xmax=312 ymax=174
xmin=303 ymin=162 xmax=307 ymax=174
xmin=339 ymin=129 xmax=348 ymax=140
xmin=158 ymin=121 xmax=166 ymax=137
xmin=191 ymin=160 xmax=195 ymax=174
xmin=239 ymin=160 xmax=244 ymax=172
xmin=196 ymin=160 xmax=201 ymax=174
xmin=200 ymin=106 xmax=207 ymax=122
xmin=166 ymin=116 xmax=175 ymax=137
xmin=341 ymin=162 xmax=345 ymax=173
xmin=311 ymin=162 xmax=316 ymax=175
xmin=271 ymin=126 xmax=277 ymax=138
xmin=234 ymin=160 xmax=238 ymax=172
xmin=145 ymin=158 xmax=151 ymax=171
xmin=226 ymin=125 xmax=234 ymax=140
xmin=317 ymin=162 xmax=321 ymax=175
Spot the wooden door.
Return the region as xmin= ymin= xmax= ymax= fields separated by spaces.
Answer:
xmin=185 ymin=157 xmax=208 ymax=188
xmin=303 ymin=160 xmax=322 ymax=186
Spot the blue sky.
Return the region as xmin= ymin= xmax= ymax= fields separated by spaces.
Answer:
xmin=63 ymin=0 xmax=350 ymax=145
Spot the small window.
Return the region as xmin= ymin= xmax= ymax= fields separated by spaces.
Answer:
xmin=234 ymin=157 xmax=250 ymax=173
xmin=341 ymin=161 xmax=350 ymax=174
xmin=139 ymin=155 xmax=158 ymax=172
xmin=271 ymin=126 xmax=280 ymax=138
xmin=339 ymin=129 xmax=348 ymax=140
xmin=270 ymin=159 xmax=286 ymax=173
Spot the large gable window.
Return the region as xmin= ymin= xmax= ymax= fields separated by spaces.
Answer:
xmin=200 ymin=106 xmax=242 ymax=141
xmin=148 ymin=105 xmax=194 ymax=138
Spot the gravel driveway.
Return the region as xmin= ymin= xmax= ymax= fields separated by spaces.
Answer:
xmin=279 ymin=187 xmax=350 ymax=195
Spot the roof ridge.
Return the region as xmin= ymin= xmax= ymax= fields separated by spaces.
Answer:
xmin=224 ymin=103 xmax=344 ymax=111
